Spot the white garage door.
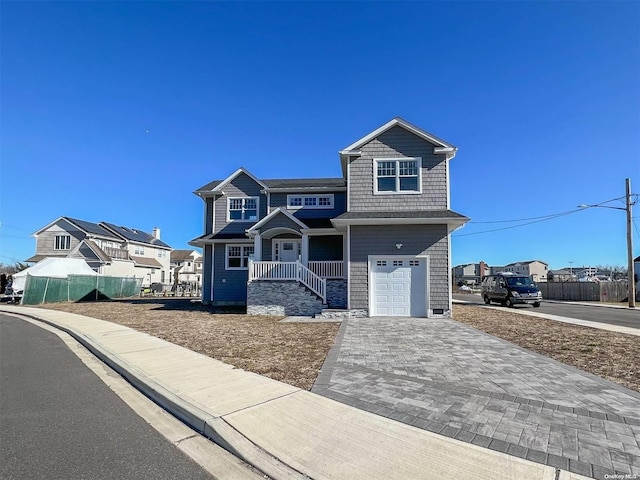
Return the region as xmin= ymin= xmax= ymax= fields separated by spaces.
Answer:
xmin=370 ymin=257 xmax=427 ymax=317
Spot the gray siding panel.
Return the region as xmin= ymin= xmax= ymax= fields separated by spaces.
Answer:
xmin=213 ymin=243 xmax=249 ymax=304
xmin=261 ymin=238 xmax=272 ymax=261
xmin=349 ymin=225 xmax=449 ymax=311
xmin=213 ymin=172 xmax=268 ymax=236
xmin=348 ymin=126 xmax=448 ymax=212
xmin=202 ymin=244 xmax=213 ymax=303
xmin=205 ymin=198 xmax=214 ymax=235
xmin=36 ymin=219 xmax=85 ymax=257
xmin=309 ymin=235 xmax=343 ymax=261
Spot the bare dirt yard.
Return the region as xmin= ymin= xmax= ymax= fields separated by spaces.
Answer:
xmin=36 ymin=299 xmax=639 ymax=392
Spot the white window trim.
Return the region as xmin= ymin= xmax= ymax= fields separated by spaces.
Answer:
xmin=286 ymin=194 xmax=334 ymax=210
xmin=225 ymin=244 xmax=254 ymax=270
xmin=373 ymin=157 xmax=422 ymax=195
xmin=226 ymin=196 xmax=260 ymax=222
xmin=54 ymin=234 xmax=71 ymax=250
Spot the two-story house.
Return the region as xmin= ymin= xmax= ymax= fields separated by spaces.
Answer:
xmin=190 ymin=118 xmax=469 ymax=317
xmin=170 ymin=249 xmax=203 ymax=291
xmin=452 ymin=261 xmax=489 ymax=286
xmin=27 ymin=217 xmax=172 ymax=286
xmin=493 ymin=260 xmax=548 ymax=282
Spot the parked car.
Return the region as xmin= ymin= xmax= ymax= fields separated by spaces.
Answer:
xmin=481 ymin=272 xmax=542 ymax=308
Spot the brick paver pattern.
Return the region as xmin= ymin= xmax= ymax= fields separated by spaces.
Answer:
xmin=312 ymin=317 xmax=640 ymax=480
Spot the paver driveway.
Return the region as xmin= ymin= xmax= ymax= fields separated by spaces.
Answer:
xmin=312 ymin=317 xmax=640 ymax=480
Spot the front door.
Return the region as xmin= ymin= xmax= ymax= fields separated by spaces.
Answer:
xmin=274 ymin=240 xmax=301 ymax=262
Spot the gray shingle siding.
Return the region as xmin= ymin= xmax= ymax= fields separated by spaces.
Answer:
xmin=348 ymin=126 xmax=448 ymax=212
xmin=349 ymin=224 xmax=449 ymax=311
xmin=213 ymin=173 xmax=267 ymax=236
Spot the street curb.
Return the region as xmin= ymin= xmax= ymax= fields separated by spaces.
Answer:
xmin=2 ymin=309 xmax=305 ymax=480
xmin=1 ymin=306 xmax=591 ymax=480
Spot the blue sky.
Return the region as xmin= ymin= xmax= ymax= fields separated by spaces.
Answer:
xmin=1 ymin=1 xmax=638 ymax=271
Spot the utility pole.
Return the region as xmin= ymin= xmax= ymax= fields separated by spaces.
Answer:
xmin=626 ymin=178 xmax=636 ymax=308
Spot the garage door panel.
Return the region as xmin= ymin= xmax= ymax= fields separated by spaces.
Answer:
xmin=371 ymin=257 xmax=427 ymax=317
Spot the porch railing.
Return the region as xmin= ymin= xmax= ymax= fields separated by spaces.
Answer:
xmin=308 ymin=261 xmax=344 ymax=279
xmin=248 ymin=260 xmax=326 ymax=303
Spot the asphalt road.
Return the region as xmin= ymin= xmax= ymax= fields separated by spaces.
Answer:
xmin=0 ymin=314 xmax=213 ymax=480
xmin=453 ymin=293 xmax=640 ymax=329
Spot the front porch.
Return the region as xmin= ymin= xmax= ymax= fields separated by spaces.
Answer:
xmin=247 ymin=259 xmax=347 ymax=315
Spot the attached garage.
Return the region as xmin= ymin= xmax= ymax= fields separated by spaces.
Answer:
xmin=369 ymin=256 xmax=428 ymax=317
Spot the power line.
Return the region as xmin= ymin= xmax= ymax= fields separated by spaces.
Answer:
xmin=453 ymin=208 xmax=583 ymax=238
xmin=454 ymin=194 xmax=636 ymax=238
xmin=467 ymin=195 xmax=627 ymax=225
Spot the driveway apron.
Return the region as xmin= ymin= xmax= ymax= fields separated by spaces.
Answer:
xmin=312 ymin=317 xmax=640 ymax=480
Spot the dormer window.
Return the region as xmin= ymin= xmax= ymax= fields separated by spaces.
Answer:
xmin=228 ymin=197 xmax=259 ymax=221
xmin=374 ymin=157 xmax=422 ymax=194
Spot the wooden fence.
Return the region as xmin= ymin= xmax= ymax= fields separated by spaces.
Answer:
xmin=538 ymin=281 xmax=631 ymax=302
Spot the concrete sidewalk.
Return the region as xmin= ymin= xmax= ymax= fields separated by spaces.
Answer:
xmin=0 ymin=305 xmax=587 ymax=480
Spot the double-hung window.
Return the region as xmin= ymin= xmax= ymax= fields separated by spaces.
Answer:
xmin=226 ymin=245 xmax=254 ymax=269
xmin=374 ymin=157 xmax=422 ymax=194
xmin=54 ymin=234 xmax=71 ymax=250
xmin=228 ymin=197 xmax=258 ymax=221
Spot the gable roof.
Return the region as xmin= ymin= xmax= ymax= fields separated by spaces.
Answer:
xmin=171 ymin=249 xmax=201 ymax=262
xmin=504 ymin=260 xmax=549 ymax=267
xmin=246 ymin=207 xmax=308 ymax=236
xmin=32 ymin=216 xmax=121 ymax=240
xmin=194 ymin=176 xmax=346 ymax=195
xmin=339 ymin=117 xmax=457 ymax=176
xmin=194 ymin=167 xmax=269 ymax=196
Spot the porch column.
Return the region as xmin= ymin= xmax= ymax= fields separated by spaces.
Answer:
xmin=253 ymin=233 xmax=262 ymax=261
xmin=301 ymin=233 xmax=309 ymax=267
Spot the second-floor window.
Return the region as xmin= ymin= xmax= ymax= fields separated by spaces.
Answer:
xmin=287 ymin=194 xmax=334 ymax=209
xmin=134 ymin=245 xmax=145 ymax=255
xmin=228 ymin=197 xmax=258 ymax=221
xmin=374 ymin=158 xmax=422 ymax=194
xmin=54 ymin=235 xmax=71 ymax=250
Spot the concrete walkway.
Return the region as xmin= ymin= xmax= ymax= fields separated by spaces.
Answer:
xmin=0 ymin=305 xmax=586 ymax=480
xmin=312 ymin=317 xmax=640 ymax=480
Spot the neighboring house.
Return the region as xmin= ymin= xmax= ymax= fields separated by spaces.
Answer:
xmin=170 ymin=250 xmax=203 ymax=290
xmin=547 ymin=269 xmax=574 ymax=282
xmin=492 ymin=260 xmax=548 ymax=282
xmin=190 ymin=117 xmax=469 ymax=318
xmin=452 ymin=261 xmax=488 ymax=286
xmin=27 ymin=217 xmax=172 ymax=287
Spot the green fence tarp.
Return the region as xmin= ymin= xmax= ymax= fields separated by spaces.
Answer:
xmin=21 ymin=275 xmax=142 ymax=305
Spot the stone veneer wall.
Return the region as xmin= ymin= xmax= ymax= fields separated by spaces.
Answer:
xmin=326 ymin=279 xmax=347 ymax=309
xmin=247 ymin=281 xmax=325 ymax=316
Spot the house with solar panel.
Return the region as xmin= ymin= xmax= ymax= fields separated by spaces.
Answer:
xmin=26 ymin=217 xmax=172 ymax=287
xmin=190 ymin=118 xmax=469 ymax=318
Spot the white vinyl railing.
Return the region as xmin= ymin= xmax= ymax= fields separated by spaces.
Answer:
xmin=248 ymin=260 xmax=326 ymax=303
xmin=307 ymin=261 xmax=344 ymax=279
